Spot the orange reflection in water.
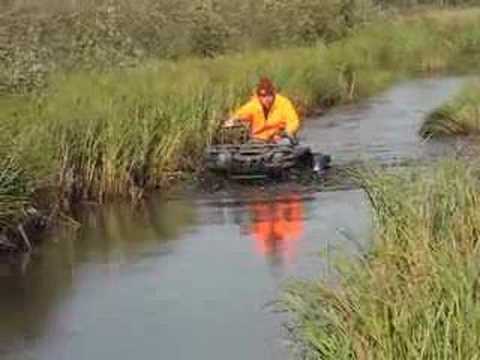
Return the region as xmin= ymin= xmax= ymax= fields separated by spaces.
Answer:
xmin=249 ymin=194 xmax=304 ymax=263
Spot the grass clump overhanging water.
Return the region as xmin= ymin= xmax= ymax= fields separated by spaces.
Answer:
xmin=1 ymin=9 xmax=480 ymax=206
xmin=283 ymin=160 xmax=480 ymax=359
xmin=420 ymin=80 xmax=480 ymax=137
xmin=0 ymin=159 xmax=30 ymax=229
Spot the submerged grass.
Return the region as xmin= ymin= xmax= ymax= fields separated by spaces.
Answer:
xmin=284 ymin=160 xmax=480 ymax=359
xmin=420 ymin=80 xmax=480 ymax=137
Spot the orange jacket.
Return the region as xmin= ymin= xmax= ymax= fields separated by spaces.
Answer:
xmin=233 ymin=94 xmax=300 ymax=141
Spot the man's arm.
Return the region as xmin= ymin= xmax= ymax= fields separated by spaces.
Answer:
xmin=224 ymin=117 xmax=241 ymax=127
xmin=224 ymin=100 xmax=255 ymax=127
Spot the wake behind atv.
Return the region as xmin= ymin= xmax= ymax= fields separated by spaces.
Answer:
xmin=205 ymin=125 xmax=331 ymax=179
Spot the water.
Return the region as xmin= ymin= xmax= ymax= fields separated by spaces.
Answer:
xmin=0 ymin=76 xmax=469 ymax=360
xmin=305 ymin=76 xmax=467 ymax=164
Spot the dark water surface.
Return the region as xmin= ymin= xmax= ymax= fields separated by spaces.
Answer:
xmin=305 ymin=76 xmax=467 ymax=164
xmin=0 ymin=77 xmax=468 ymax=360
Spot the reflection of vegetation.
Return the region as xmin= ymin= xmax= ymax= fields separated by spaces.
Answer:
xmin=420 ymin=80 xmax=480 ymax=137
xmin=0 ymin=249 xmax=76 ymax=358
xmin=0 ymin=197 xmax=195 ymax=356
xmin=284 ymin=161 xmax=480 ymax=359
xmin=66 ymin=197 xmax=196 ymax=262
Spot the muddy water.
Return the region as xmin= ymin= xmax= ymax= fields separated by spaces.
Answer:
xmin=0 ymin=77 xmax=468 ymax=360
xmin=305 ymin=76 xmax=466 ymax=164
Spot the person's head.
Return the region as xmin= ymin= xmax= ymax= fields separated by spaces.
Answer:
xmin=256 ymin=77 xmax=276 ymax=109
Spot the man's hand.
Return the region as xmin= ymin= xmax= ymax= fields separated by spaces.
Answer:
xmin=273 ymin=131 xmax=298 ymax=145
xmin=224 ymin=117 xmax=241 ymax=127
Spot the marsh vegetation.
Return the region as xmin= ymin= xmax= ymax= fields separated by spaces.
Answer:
xmin=421 ymin=81 xmax=480 ymax=137
xmin=284 ymin=160 xmax=480 ymax=359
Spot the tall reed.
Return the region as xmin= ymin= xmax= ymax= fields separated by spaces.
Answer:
xmin=0 ymin=158 xmax=30 ymax=229
xmin=284 ymin=160 xmax=480 ymax=359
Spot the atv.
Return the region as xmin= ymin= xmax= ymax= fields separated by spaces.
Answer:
xmin=205 ymin=124 xmax=331 ymax=179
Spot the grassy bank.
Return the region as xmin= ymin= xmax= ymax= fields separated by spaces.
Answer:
xmin=0 ymin=159 xmax=30 ymax=229
xmin=284 ymin=160 xmax=480 ymax=359
xmin=1 ymin=8 xmax=480 ymax=250
xmin=420 ymin=80 xmax=480 ymax=137
xmin=0 ymin=157 xmax=43 ymax=251
xmin=1 ymin=0 xmax=478 ymax=96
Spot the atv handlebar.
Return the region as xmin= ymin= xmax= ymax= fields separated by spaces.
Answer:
xmin=223 ymin=117 xmax=246 ymax=128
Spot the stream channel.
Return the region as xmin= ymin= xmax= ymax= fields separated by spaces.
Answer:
xmin=0 ymin=76 xmax=470 ymax=360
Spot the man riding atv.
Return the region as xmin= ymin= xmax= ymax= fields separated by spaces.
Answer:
xmin=224 ymin=77 xmax=299 ymax=144
xmin=205 ymin=77 xmax=330 ymax=178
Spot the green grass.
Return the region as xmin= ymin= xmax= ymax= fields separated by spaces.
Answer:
xmin=420 ymin=80 xmax=480 ymax=137
xmin=283 ymin=160 xmax=480 ymax=359
xmin=0 ymin=158 xmax=31 ymax=229
xmin=0 ymin=0 xmax=379 ymax=94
